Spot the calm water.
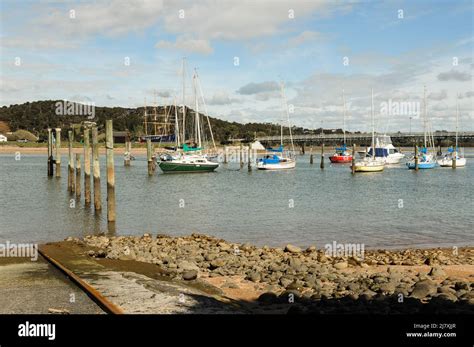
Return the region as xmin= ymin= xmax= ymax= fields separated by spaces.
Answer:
xmin=1 ymin=151 xmax=473 ymax=249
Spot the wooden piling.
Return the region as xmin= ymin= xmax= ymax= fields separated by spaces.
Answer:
xmin=414 ymin=144 xmax=419 ymax=171
xmin=310 ymin=147 xmax=313 ymax=164
xmin=68 ymin=130 xmax=75 ymax=193
xmin=320 ymin=144 xmax=325 ymax=169
xmin=452 ymin=150 xmax=457 ymax=169
xmin=75 ymin=154 xmax=81 ymax=199
xmin=301 ymin=143 xmax=305 ymax=155
xmin=84 ymin=128 xmax=91 ymax=205
xmin=92 ymin=127 xmax=101 ymax=211
xmin=223 ymin=146 xmax=228 ymax=164
xmin=55 ymin=128 xmax=61 ymax=177
xmin=124 ymin=133 xmax=131 ymax=166
xmin=240 ymin=143 xmax=243 ymax=169
xmin=106 ymin=120 xmax=116 ymax=222
xmin=247 ymin=145 xmax=252 ymax=171
xmin=351 ymin=143 xmax=356 ymax=174
xmin=47 ymin=128 xmax=53 ymax=176
xmin=146 ymin=138 xmax=153 ymax=175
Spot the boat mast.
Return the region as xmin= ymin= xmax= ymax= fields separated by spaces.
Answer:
xmin=280 ymin=83 xmax=284 ymax=147
xmin=371 ymin=88 xmax=375 ymax=160
xmin=144 ymin=97 xmax=148 ymax=136
xmin=174 ymin=97 xmax=180 ymax=147
xmin=195 ymin=71 xmax=217 ymax=152
xmin=280 ymin=81 xmax=294 ymax=153
xmin=153 ymin=90 xmax=158 ymax=136
xmin=193 ymin=72 xmax=202 ymax=148
xmin=423 ymin=85 xmax=427 ymax=148
xmin=182 ymin=58 xmax=186 ymax=143
xmin=456 ymin=95 xmax=459 ymax=150
xmin=342 ymin=88 xmax=346 ymax=145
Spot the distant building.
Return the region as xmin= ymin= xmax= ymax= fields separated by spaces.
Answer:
xmin=0 ymin=134 xmax=7 ymax=142
xmin=113 ymin=131 xmax=130 ymax=144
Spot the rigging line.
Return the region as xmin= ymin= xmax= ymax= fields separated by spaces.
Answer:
xmin=195 ymin=70 xmax=217 ymax=152
xmin=280 ymin=81 xmax=295 ymax=153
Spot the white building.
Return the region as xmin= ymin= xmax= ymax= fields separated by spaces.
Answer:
xmin=0 ymin=134 xmax=7 ymax=142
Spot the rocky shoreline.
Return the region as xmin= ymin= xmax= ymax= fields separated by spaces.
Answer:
xmin=71 ymin=233 xmax=474 ymax=314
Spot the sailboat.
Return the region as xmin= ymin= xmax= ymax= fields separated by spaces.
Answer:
xmin=257 ymin=82 xmax=296 ymax=170
xmin=330 ymin=89 xmax=353 ymax=163
xmin=366 ymin=134 xmax=404 ymax=164
xmin=407 ymin=86 xmax=436 ymax=169
xmin=351 ymin=89 xmax=385 ymax=172
xmin=437 ymin=97 xmax=467 ymax=167
xmin=158 ymin=63 xmax=218 ymax=173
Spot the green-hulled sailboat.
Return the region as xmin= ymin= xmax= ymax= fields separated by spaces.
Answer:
xmin=158 ymin=63 xmax=218 ymax=173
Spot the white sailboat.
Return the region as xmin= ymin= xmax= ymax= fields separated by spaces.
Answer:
xmin=407 ymin=86 xmax=437 ymax=169
xmin=437 ymin=97 xmax=466 ymax=167
xmin=158 ymin=61 xmax=218 ymax=173
xmin=257 ymin=82 xmax=296 ymax=170
xmin=366 ymin=134 xmax=404 ymax=164
xmin=351 ymin=89 xmax=385 ymax=172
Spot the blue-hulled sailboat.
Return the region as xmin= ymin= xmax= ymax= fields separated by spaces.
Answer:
xmin=257 ymin=82 xmax=296 ymax=170
xmin=407 ymin=86 xmax=436 ymax=170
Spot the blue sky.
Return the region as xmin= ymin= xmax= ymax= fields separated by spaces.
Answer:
xmin=0 ymin=0 xmax=472 ymax=131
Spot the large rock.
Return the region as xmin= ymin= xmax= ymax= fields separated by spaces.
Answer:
xmin=428 ymin=266 xmax=446 ymax=279
xmin=279 ymin=276 xmax=294 ymax=288
xmin=284 ymin=244 xmax=302 ymax=254
xmin=434 ymin=293 xmax=457 ymax=302
xmin=178 ymin=260 xmax=199 ymax=272
xmin=209 ymin=259 xmax=225 ymax=269
xmin=288 ymin=257 xmax=303 ymax=271
xmin=218 ymin=242 xmax=231 ymax=251
xmin=182 ymin=270 xmax=198 ymax=280
xmin=334 ymin=262 xmax=348 ymax=270
xmin=257 ymin=292 xmax=278 ymax=304
xmin=246 ymin=271 xmax=261 ymax=283
xmin=378 ymin=281 xmax=397 ymax=294
xmin=454 ymin=281 xmax=470 ymax=291
xmin=410 ymin=280 xmax=437 ymax=299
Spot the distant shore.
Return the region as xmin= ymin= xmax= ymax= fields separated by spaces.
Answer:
xmin=28 ymin=233 xmax=474 ymax=314
xmin=0 ymin=144 xmax=433 ymax=156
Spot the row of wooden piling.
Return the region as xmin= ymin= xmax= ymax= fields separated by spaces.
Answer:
xmin=48 ymin=120 xmax=116 ymax=223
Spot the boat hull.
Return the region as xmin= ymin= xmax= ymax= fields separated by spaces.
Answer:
xmin=437 ymin=158 xmax=466 ymax=167
xmin=158 ymin=161 xmax=219 ymax=173
xmin=406 ymin=162 xmax=436 ymax=169
xmin=257 ymin=160 xmax=296 ymax=170
xmin=329 ymin=155 xmax=352 ymax=163
xmin=351 ymin=164 xmax=384 ymax=172
xmin=383 ymin=154 xmax=404 ymax=164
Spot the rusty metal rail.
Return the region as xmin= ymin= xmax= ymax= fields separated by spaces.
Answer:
xmin=38 ymin=248 xmax=124 ymax=314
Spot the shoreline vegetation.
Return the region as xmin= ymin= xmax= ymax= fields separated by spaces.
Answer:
xmin=40 ymin=233 xmax=474 ymax=314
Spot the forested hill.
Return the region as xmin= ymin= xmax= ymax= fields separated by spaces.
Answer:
xmin=0 ymin=100 xmax=340 ymax=143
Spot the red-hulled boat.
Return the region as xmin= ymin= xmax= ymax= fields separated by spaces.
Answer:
xmin=329 ymin=90 xmax=352 ymax=163
xmin=329 ymin=146 xmax=352 ymax=163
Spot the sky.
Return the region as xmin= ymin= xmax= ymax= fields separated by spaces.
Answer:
xmin=0 ymin=0 xmax=473 ymax=132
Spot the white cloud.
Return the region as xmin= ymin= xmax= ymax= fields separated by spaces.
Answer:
xmin=437 ymin=69 xmax=471 ymax=81
xmin=428 ymin=90 xmax=448 ymax=101
xmin=207 ymin=91 xmax=240 ymax=105
xmin=156 ymin=36 xmax=213 ymax=55
xmin=161 ymin=1 xmax=337 ymax=41
xmin=38 ymin=0 xmax=164 ymax=37
xmin=237 ymin=81 xmax=279 ymax=95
